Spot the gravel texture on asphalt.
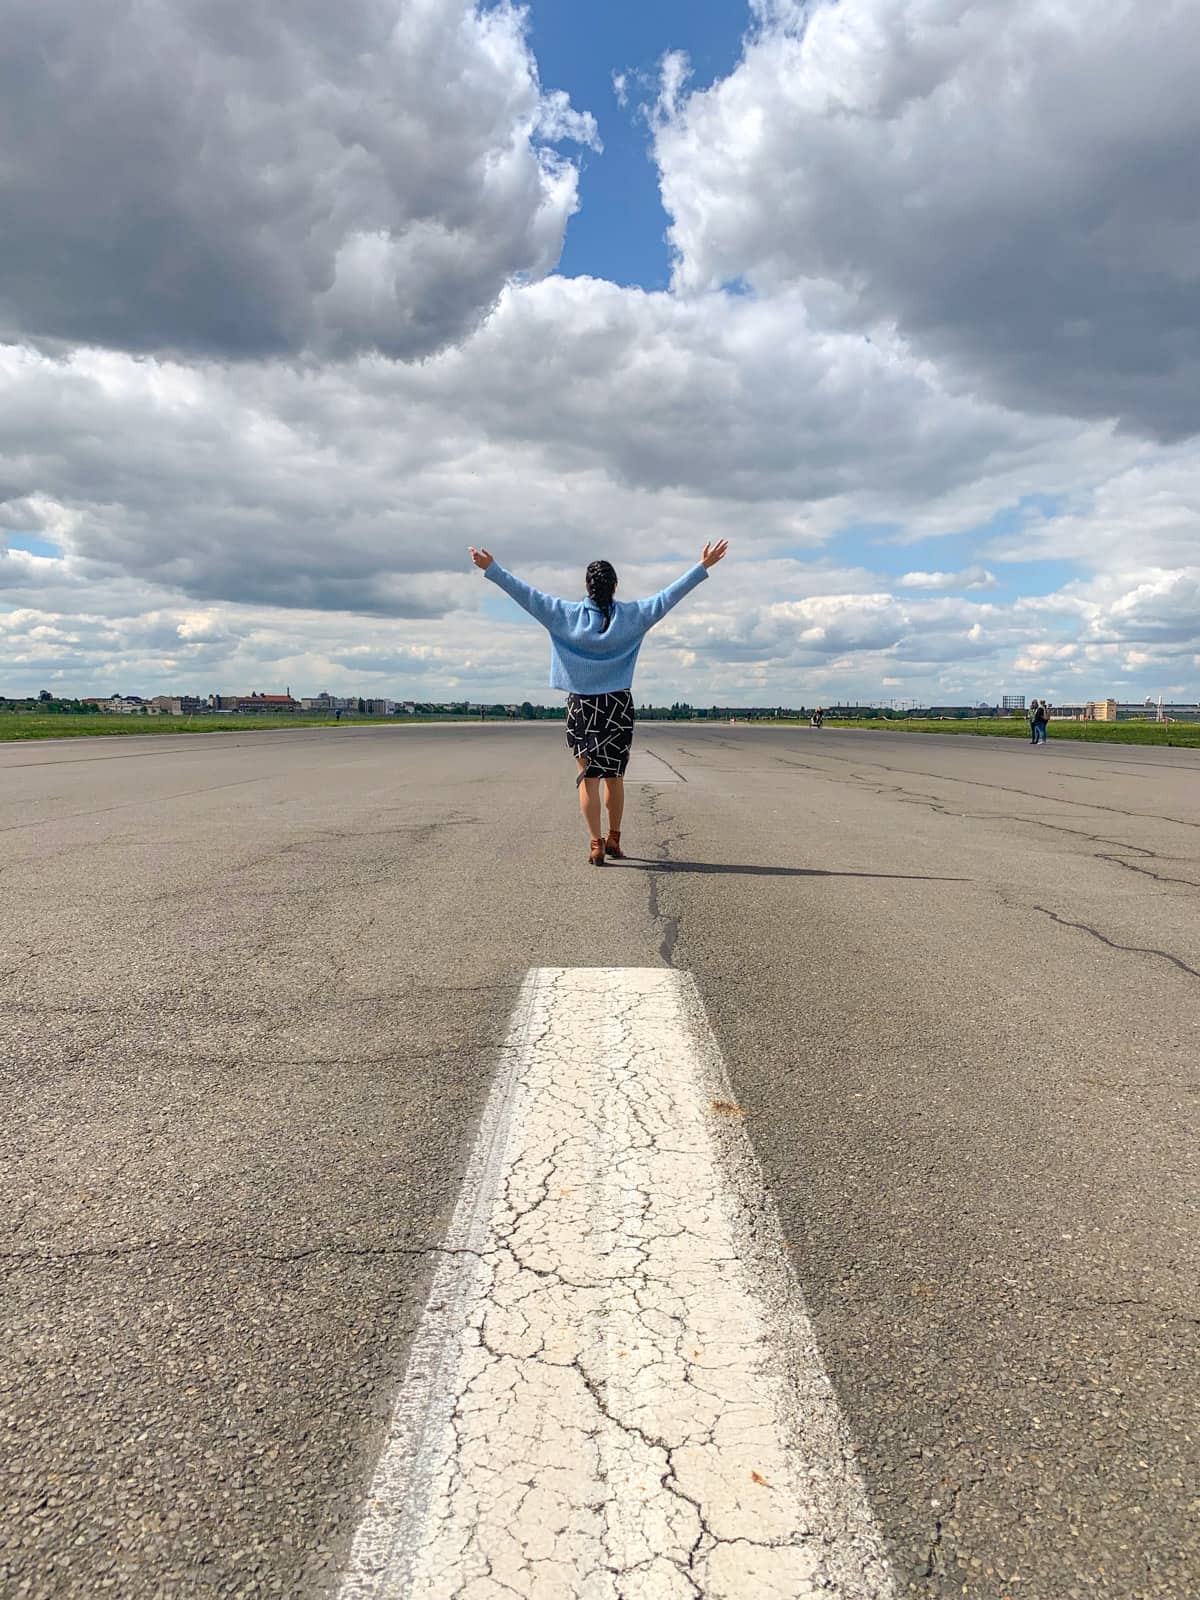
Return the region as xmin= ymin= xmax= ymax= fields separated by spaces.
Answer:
xmin=1 ymin=722 xmax=1197 ymax=1599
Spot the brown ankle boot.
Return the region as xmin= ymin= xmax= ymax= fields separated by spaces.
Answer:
xmin=605 ymin=830 xmax=624 ymax=859
xmin=588 ymin=837 xmax=606 ymax=866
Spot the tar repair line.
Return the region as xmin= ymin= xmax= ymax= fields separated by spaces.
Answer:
xmin=338 ymin=968 xmax=894 ymax=1600
xmin=624 ymin=751 xmax=685 ymax=784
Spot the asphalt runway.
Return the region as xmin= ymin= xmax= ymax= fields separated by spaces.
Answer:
xmin=2 ymin=722 xmax=1197 ymax=1598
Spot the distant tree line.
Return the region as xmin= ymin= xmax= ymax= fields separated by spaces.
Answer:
xmin=0 ymin=693 xmax=102 ymax=714
xmin=2 ymin=695 xmax=1028 ymax=721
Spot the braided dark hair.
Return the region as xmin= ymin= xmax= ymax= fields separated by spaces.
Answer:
xmin=585 ymin=559 xmax=618 ymax=632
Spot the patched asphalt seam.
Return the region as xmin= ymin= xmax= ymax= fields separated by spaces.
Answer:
xmin=642 ymin=787 xmax=683 ymax=968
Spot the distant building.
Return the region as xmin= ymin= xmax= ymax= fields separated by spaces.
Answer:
xmin=215 ymin=691 xmax=300 ymax=714
xmin=82 ymin=695 xmax=145 ymax=714
xmin=148 ymin=695 xmax=206 ymax=715
xmin=1001 ymin=693 xmax=1025 ymax=711
xmin=300 ymin=692 xmax=356 ymax=712
xmin=1045 ymin=699 xmax=1200 ymax=723
xmin=1113 ymin=701 xmax=1184 ymax=721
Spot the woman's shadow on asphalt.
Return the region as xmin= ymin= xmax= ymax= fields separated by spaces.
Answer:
xmin=617 ymin=857 xmax=967 ymax=882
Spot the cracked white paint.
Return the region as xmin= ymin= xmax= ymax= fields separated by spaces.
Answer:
xmin=338 ymin=968 xmax=894 ymax=1599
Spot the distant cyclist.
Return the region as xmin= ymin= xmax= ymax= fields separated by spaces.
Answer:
xmin=469 ymin=542 xmax=729 ymax=864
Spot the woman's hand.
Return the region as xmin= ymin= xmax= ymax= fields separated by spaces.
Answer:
xmin=701 ymin=539 xmax=729 ymax=570
xmin=468 ymin=547 xmax=493 ymax=571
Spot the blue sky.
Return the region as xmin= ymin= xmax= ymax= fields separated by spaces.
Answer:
xmin=836 ymin=496 xmax=1077 ymax=603
xmin=7 ymin=534 xmax=61 ymax=558
xmin=529 ymin=0 xmax=749 ymax=290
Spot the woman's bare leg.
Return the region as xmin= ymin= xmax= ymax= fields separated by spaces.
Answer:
xmin=576 ymin=761 xmax=603 ymax=836
xmin=603 ymin=775 xmax=624 ymax=835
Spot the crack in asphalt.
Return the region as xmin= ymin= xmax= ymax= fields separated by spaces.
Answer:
xmin=759 ymin=752 xmax=1200 ymax=930
xmin=165 ymin=814 xmax=482 ymax=890
xmin=0 ymin=945 xmax=49 ymax=983
xmin=923 ymin=1473 xmax=987 ymax=1581
xmin=1029 ymin=904 xmax=1200 ymax=981
xmin=1096 ymin=853 xmax=1200 ymax=888
xmin=0 ymin=1240 xmax=487 ymax=1267
xmin=641 ymin=787 xmax=684 ymax=968
xmin=0 ymin=978 xmax=516 ymax=1022
xmin=1075 ymin=1074 xmax=1198 ymax=1096
xmin=1032 ymin=1293 xmax=1200 ymax=1330
xmin=769 ymin=746 xmax=1200 ymax=832
xmin=0 ymin=775 xmax=277 ymax=832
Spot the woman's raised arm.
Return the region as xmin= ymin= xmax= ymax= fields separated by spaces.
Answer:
xmin=469 ymin=548 xmax=571 ymax=632
xmin=636 ymin=541 xmax=729 ymax=628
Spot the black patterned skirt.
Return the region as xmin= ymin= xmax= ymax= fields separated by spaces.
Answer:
xmin=565 ymin=690 xmax=635 ymax=784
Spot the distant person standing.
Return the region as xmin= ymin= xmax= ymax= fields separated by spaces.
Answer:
xmin=1033 ymin=700 xmax=1049 ymax=744
xmin=469 ymin=541 xmax=729 ymax=864
xmin=1027 ymin=701 xmax=1038 ymax=743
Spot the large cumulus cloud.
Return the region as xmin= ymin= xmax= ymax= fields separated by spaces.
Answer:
xmin=0 ymin=0 xmax=596 ymax=360
xmin=0 ymin=284 xmax=1119 ymax=622
xmin=656 ymin=0 xmax=1200 ymax=440
xmin=3 ymin=0 xmax=1199 ymax=706
xmin=0 ymin=270 xmax=1176 ymax=701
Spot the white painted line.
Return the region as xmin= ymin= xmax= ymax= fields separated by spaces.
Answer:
xmin=338 ymin=969 xmax=894 ymax=1599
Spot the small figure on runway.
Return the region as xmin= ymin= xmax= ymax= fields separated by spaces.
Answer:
xmin=1032 ymin=699 xmax=1049 ymax=745
xmin=469 ymin=542 xmax=728 ymax=864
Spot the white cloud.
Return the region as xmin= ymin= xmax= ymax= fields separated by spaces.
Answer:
xmin=0 ymin=275 xmax=1190 ymax=703
xmin=0 ymin=284 xmax=1114 ymax=620
xmin=986 ymin=449 xmax=1200 ymax=571
xmin=899 ymin=566 xmax=997 ymax=592
xmin=2 ymin=0 xmax=1199 ymax=708
xmin=656 ymin=51 xmax=693 ymax=122
xmin=535 ymin=89 xmax=602 ymax=150
xmin=1036 ymin=568 xmax=1200 ymax=654
xmin=655 ymin=0 xmax=1200 ymax=440
xmin=0 ymin=0 xmax=595 ymax=361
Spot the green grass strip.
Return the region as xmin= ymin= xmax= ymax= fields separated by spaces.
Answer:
xmin=816 ymin=717 xmax=1200 ymax=747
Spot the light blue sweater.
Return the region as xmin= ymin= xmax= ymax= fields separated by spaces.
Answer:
xmin=485 ymin=560 xmax=709 ymax=694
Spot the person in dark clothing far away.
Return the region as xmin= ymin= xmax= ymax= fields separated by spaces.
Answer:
xmin=1033 ymin=700 xmax=1049 ymax=744
xmin=1028 ymin=702 xmax=1039 ymax=743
